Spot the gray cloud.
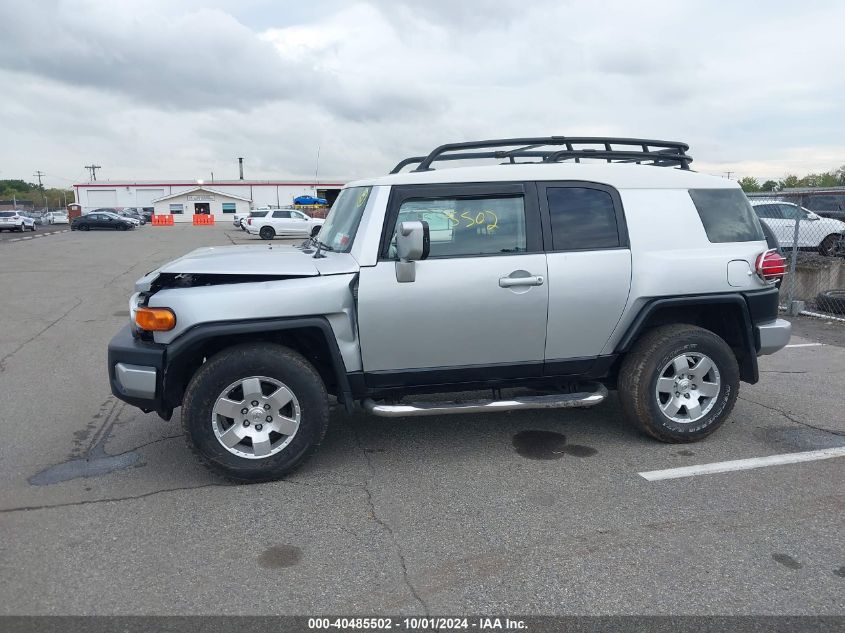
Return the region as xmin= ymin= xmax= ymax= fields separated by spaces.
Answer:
xmin=1 ymin=0 xmax=844 ymax=186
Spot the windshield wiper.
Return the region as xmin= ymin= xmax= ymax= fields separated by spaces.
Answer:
xmin=313 ymin=239 xmax=336 ymax=258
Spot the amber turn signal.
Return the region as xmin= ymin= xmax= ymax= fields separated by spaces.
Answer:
xmin=135 ymin=307 xmax=176 ymax=331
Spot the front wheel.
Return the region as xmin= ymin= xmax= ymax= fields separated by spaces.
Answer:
xmin=618 ymin=324 xmax=739 ymax=443
xmin=181 ymin=343 xmax=329 ymax=482
xmin=311 ymin=226 xmax=321 ymax=238
xmin=259 ymin=226 xmax=275 ymax=240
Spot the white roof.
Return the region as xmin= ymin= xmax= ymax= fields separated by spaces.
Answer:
xmin=347 ymin=162 xmax=739 ymax=190
xmin=151 ymin=186 xmax=253 ymax=203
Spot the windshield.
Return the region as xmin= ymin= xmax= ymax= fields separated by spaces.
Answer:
xmin=316 ymin=186 xmax=371 ymax=252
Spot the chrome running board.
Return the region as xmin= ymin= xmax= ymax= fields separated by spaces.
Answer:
xmin=363 ymin=383 xmax=607 ymax=418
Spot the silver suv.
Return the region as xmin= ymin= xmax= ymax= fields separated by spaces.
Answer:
xmin=108 ymin=137 xmax=792 ymax=482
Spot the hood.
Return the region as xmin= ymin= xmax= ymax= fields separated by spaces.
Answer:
xmin=134 ymin=244 xmax=359 ymax=292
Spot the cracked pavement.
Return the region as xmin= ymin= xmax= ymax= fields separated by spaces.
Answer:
xmin=1 ymin=225 xmax=844 ymax=615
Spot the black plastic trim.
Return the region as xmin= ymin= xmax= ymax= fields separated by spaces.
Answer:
xmin=364 ymin=360 xmax=543 ymax=389
xmin=107 ymin=324 xmax=167 ymax=414
xmin=614 ymin=293 xmax=760 ymax=383
xmin=164 ymin=317 xmax=354 ymax=411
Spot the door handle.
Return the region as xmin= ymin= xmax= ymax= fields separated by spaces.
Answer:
xmin=499 ymin=274 xmax=544 ymax=288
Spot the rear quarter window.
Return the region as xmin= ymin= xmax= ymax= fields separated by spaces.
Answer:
xmin=688 ymin=189 xmax=764 ymax=243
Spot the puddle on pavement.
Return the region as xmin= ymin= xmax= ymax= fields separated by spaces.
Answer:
xmin=772 ymin=553 xmax=802 ymax=570
xmin=29 ymin=396 xmax=143 ymax=486
xmin=512 ymin=430 xmax=598 ymax=460
xmin=29 ymin=450 xmax=140 ymax=486
xmin=258 ymin=545 xmax=303 ymax=569
xmin=757 ymin=426 xmax=845 ymax=452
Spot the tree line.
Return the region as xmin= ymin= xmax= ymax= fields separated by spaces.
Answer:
xmin=738 ymin=166 xmax=845 ymax=193
xmin=0 ymin=179 xmax=75 ymax=209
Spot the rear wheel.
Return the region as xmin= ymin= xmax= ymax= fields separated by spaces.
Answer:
xmin=259 ymin=226 xmax=275 ymax=240
xmin=182 ymin=343 xmax=329 ymax=482
xmin=816 ymin=290 xmax=845 ymax=314
xmin=618 ymin=324 xmax=739 ymax=443
xmin=819 ymin=234 xmax=843 ymax=257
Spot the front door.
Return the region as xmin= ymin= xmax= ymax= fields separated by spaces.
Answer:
xmin=357 ymin=183 xmax=548 ymax=387
xmin=194 ymin=203 xmax=210 ymax=214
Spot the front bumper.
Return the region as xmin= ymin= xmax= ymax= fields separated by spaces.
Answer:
xmin=107 ymin=324 xmax=168 ymax=414
xmin=755 ymin=318 xmax=792 ymax=355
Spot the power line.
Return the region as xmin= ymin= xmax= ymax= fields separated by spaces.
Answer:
xmin=84 ymin=164 xmax=102 ymax=181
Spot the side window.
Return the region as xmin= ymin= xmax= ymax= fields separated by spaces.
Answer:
xmin=755 ymin=204 xmax=782 ymax=219
xmin=272 ymin=210 xmax=291 ymax=219
xmin=390 ymin=196 xmax=527 ymax=258
xmin=688 ymin=189 xmax=764 ymax=243
xmin=546 ymin=187 xmax=620 ymax=250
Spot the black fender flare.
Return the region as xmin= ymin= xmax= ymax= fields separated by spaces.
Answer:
xmin=163 ymin=317 xmax=353 ymax=411
xmin=614 ymin=293 xmax=759 ymax=384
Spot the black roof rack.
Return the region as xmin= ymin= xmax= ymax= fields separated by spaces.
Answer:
xmin=390 ymin=136 xmax=693 ymax=174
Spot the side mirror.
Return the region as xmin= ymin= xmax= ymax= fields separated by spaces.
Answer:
xmin=395 ymin=220 xmax=430 ymax=283
xmin=806 ymin=212 xmax=820 ymax=221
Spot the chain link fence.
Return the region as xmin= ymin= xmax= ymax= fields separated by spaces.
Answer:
xmin=748 ymin=193 xmax=845 ymax=319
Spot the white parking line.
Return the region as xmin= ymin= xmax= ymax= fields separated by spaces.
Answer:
xmin=785 ymin=343 xmax=824 ymax=348
xmin=639 ymin=446 xmax=845 ymax=481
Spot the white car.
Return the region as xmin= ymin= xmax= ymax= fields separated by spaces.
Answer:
xmin=0 ymin=211 xmax=36 ymax=232
xmin=43 ymin=211 xmax=69 ymax=225
xmin=750 ymin=200 xmax=845 ymax=256
xmin=246 ymin=208 xmax=324 ymax=240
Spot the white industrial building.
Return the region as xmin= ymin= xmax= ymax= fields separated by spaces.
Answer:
xmin=73 ymin=179 xmax=346 ymax=223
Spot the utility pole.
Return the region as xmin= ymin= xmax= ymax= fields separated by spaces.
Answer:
xmin=33 ymin=170 xmax=47 ymax=210
xmin=725 ymin=171 xmax=733 ymax=180
xmin=84 ymin=164 xmax=102 ymax=181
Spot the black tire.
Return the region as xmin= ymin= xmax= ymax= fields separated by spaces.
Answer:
xmin=816 ymin=290 xmax=845 ymax=314
xmin=818 ymin=234 xmax=841 ymax=257
xmin=311 ymin=226 xmax=320 ymax=238
xmin=181 ymin=343 xmax=329 ymax=483
xmin=79 ymin=224 xmax=89 ymax=231
xmin=259 ymin=226 xmax=275 ymax=240
xmin=618 ymin=324 xmax=739 ymax=443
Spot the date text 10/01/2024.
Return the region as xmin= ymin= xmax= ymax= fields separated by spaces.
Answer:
xmin=307 ymin=617 xmax=527 ymax=630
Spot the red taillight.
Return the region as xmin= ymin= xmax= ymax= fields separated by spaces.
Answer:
xmin=755 ymin=249 xmax=786 ymax=282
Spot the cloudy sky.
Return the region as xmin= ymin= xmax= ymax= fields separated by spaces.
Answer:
xmin=1 ymin=0 xmax=843 ymax=187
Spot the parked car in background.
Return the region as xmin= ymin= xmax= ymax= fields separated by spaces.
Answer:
xmin=72 ymin=211 xmax=135 ymax=231
xmin=117 ymin=210 xmax=144 ymax=225
xmin=246 ymin=208 xmax=324 ymax=240
xmin=25 ymin=211 xmax=46 ymax=225
xmin=0 ymin=211 xmax=36 ymax=232
xmin=750 ymin=200 xmax=845 ymax=256
xmin=43 ymin=211 xmax=70 ymax=225
xmin=121 ymin=208 xmax=147 ymax=224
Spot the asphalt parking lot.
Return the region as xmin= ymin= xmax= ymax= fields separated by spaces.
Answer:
xmin=1 ymin=223 xmax=843 ymax=615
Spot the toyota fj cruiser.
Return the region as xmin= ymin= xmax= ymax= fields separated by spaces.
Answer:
xmin=108 ymin=137 xmax=791 ymax=482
